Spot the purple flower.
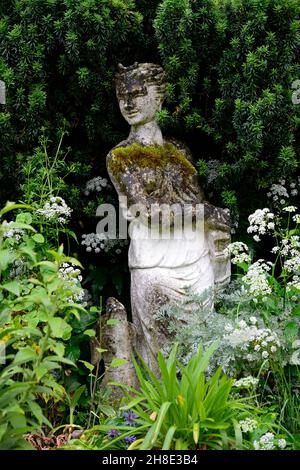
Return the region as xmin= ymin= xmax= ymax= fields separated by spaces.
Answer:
xmin=71 ymin=429 xmax=83 ymax=439
xmin=124 ymin=435 xmax=136 ymax=446
xmin=123 ymin=410 xmax=138 ymax=426
xmin=108 ymin=429 xmax=121 ymax=439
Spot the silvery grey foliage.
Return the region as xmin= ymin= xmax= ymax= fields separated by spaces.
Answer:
xmin=154 ymin=282 xmax=300 ymax=377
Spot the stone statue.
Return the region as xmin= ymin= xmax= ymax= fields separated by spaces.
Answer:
xmin=105 ymin=63 xmax=230 ymax=375
xmin=0 ymin=80 xmax=5 ymax=105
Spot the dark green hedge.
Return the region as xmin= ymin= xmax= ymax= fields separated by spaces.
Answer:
xmin=0 ymin=0 xmax=299 ymax=214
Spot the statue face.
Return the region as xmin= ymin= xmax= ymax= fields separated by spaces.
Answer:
xmin=117 ymin=84 xmax=163 ymax=126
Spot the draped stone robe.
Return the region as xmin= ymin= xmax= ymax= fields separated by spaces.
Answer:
xmin=106 ymin=137 xmax=230 ymax=372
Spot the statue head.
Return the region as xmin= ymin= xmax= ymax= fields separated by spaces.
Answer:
xmin=116 ymin=63 xmax=166 ymax=126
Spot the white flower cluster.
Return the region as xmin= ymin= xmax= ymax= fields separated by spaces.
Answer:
xmin=253 ymin=433 xmax=286 ymax=450
xmin=239 ymin=418 xmax=257 ymax=433
xmin=37 ymin=197 xmax=72 ymax=223
xmin=84 ymin=177 xmax=108 ymax=196
xmin=272 ymin=235 xmax=300 ymax=259
xmin=225 ymin=318 xmax=280 ymax=362
xmin=287 ymin=275 xmax=300 ymax=294
xmin=233 ymin=376 xmax=259 ymax=388
xmin=285 ymin=257 xmax=300 ymax=274
xmin=247 ymin=208 xmax=275 ymax=242
xmin=293 ymin=214 xmax=300 ymax=224
xmin=3 ymin=221 xmax=25 ymax=241
xmin=59 ymin=263 xmax=84 ymax=304
xmin=267 ymin=179 xmax=298 ymax=207
xmin=242 ymin=260 xmax=272 ymax=297
xmin=283 ymin=205 xmax=297 ymax=213
xmin=81 ymin=232 xmax=128 ymax=254
xmin=223 ymin=242 xmax=251 ymax=264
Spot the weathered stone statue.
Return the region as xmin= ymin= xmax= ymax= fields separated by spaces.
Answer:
xmin=104 ymin=63 xmax=230 ymax=376
xmin=0 ymin=80 xmax=5 ymax=105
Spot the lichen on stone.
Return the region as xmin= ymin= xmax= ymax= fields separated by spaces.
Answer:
xmin=108 ymin=142 xmax=197 ymax=187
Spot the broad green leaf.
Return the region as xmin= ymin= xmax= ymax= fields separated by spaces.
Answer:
xmin=162 ymin=425 xmax=177 ymax=450
xmin=16 ymin=212 xmax=32 ymax=224
xmin=0 ymin=249 xmax=15 ymax=271
xmin=48 ymin=317 xmax=72 ymax=340
xmin=83 ymin=329 xmax=95 ymax=337
xmin=1 ymin=281 xmax=21 ymax=297
xmin=110 ymin=358 xmax=128 ymax=368
xmin=79 ymin=360 xmax=94 ymax=372
xmin=32 ymin=233 xmax=45 ymax=244
xmin=14 ymin=347 xmax=37 ymax=364
xmin=0 ymin=203 xmax=32 ymax=217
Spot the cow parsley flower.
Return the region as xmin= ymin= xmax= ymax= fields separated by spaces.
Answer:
xmin=3 ymin=221 xmax=25 ymax=241
xmin=81 ymin=233 xmax=128 ymax=254
xmin=293 ymin=214 xmax=300 ymax=224
xmin=37 ymin=197 xmax=72 ymax=223
xmin=233 ymin=376 xmax=259 ymax=388
xmin=242 ymin=260 xmax=272 ymax=297
xmin=84 ymin=177 xmax=108 ymax=196
xmin=247 ymin=208 xmax=275 ymax=241
xmin=59 ymin=263 xmax=84 ymax=304
xmin=239 ymin=418 xmax=257 ymax=433
xmin=225 ymin=319 xmax=280 ymax=362
xmin=223 ymin=242 xmax=251 ymax=264
xmin=283 ymin=205 xmax=297 ymax=213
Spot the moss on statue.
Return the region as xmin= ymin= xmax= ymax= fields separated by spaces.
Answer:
xmin=108 ymin=143 xmax=196 ymax=186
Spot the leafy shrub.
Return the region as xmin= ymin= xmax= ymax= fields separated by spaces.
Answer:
xmin=154 ymin=0 xmax=300 ymax=212
xmin=105 ymin=343 xmax=252 ymax=450
xmin=0 ymin=202 xmax=86 ymax=448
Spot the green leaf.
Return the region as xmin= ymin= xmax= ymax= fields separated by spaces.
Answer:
xmin=0 ymin=249 xmax=15 ymax=271
xmin=48 ymin=317 xmax=72 ymax=340
xmin=110 ymin=358 xmax=128 ymax=368
xmin=0 ymin=423 xmax=8 ymax=441
xmin=79 ymin=360 xmax=95 ymax=372
xmin=35 ymin=365 xmax=48 ymax=381
xmin=162 ymin=425 xmax=177 ymax=450
xmin=66 ymin=344 xmax=81 ymax=362
xmin=83 ymin=329 xmax=95 ymax=337
xmin=0 ymin=203 xmax=32 ymax=217
xmin=32 ymin=234 xmax=45 ymax=244
xmin=106 ymin=319 xmax=120 ymax=326
xmin=151 ymin=402 xmax=171 ymax=445
xmin=14 ymin=347 xmax=37 ymax=364
xmin=292 ymin=304 xmax=300 ymax=317
xmin=1 ymin=280 xmax=20 ymax=296
xmin=16 ymin=212 xmax=32 ymax=224
xmin=70 ymin=385 xmax=86 ymax=407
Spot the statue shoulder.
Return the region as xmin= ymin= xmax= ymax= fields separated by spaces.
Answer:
xmin=165 ymin=137 xmax=195 ymax=164
xmin=106 ymin=138 xmax=129 ymax=164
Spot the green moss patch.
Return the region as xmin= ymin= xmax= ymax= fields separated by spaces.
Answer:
xmin=108 ymin=143 xmax=196 ymax=186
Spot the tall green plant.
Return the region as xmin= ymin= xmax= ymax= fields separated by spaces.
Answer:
xmin=0 ymin=203 xmax=86 ymax=448
xmin=106 ymin=343 xmax=252 ymax=450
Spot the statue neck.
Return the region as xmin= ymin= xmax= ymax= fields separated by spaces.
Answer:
xmin=129 ymin=121 xmax=163 ymax=146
